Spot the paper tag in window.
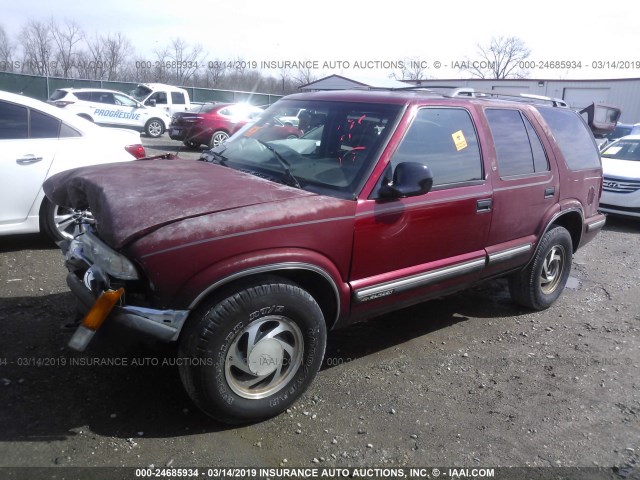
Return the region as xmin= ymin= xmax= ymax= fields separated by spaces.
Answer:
xmin=603 ymin=146 xmax=622 ymax=155
xmin=452 ymin=130 xmax=468 ymax=151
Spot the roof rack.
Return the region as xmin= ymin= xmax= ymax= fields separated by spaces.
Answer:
xmin=390 ymin=85 xmax=568 ymax=107
xmin=445 ymin=88 xmax=568 ymax=107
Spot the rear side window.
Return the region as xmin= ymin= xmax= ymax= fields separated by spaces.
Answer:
xmin=30 ymin=109 xmax=61 ymax=138
xmin=0 ymin=101 xmax=28 ymax=139
xmin=171 ymin=92 xmax=186 ymax=104
xmin=485 ymin=109 xmax=549 ymax=177
xmin=60 ymin=122 xmax=81 ymax=138
xmin=390 ymin=107 xmax=482 ymax=187
xmin=74 ymin=92 xmax=93 ymax=101
xmin=536 ymin=106 xmax=600 ymax=170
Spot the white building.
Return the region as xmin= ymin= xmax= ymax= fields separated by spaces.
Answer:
xmin=301 ymin=75 xmax=640 ymax=124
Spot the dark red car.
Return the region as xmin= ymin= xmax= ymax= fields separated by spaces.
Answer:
xmin=169 ymin=102 xmax=301 ymax=148
xmin=45 ymin=89 xmax=614 ymax=424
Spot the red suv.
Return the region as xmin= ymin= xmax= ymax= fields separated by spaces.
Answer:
xmin=45 ymin=88 xmax=612 ymax=424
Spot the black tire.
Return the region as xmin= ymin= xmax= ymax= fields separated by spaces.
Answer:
xmin=209 ymin=130 xmax=229 ymax=148
xmin=183 ymin=140 xmax=201 ymax=149
xmin=145 ymin=118 xmax=165 ymax=138
xmin=509 ymin=226 xmax=573 ymax=310
xmin=39 ymin=198 xmax=77 ymax=243
xmin=178 ymin=278 xmax=327 ymax=424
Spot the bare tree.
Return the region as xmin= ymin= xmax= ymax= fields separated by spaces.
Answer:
xmin=292 ymin=61 xmax=317 ymax=88
xmin=166 ymin=37 xmax=203 ymax=85
xmin=277 ymin=67 xmax=293 ymax=94
xmin=204 ymin=57 xmax=228 ymax=88
xmin=50 ymin=18 xmax=84 ymax=77
xmin=19 ymin=20 xmax=54 ymax=75
xmin=103 ymin=32 xmax=131 ymax=80
xmin=460 ymin=36 xmax=531 ymax=79
xmin=0 ymin=24 xmax=16 ymax=71
xmin=391 ymin=57 xmax=428 ymax=81
xmin=77 ymin=33 xmax=107 ymax=79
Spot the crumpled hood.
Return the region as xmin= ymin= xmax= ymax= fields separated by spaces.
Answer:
xmin=44 ymin=159 xmax=316 ymax=248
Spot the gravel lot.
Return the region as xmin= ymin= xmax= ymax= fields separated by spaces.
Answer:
xmin=0 ymin=135 xmax=639 ymax=476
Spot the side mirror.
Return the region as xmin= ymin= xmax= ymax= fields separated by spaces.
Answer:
xmin=379 ymin=162 xmax=434 ymax=199
xmin=146 ymin=99 xmax=157 ymax=107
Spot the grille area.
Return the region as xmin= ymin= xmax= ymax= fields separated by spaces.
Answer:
xmin=602 ymin=176 xmax=640 ymax=193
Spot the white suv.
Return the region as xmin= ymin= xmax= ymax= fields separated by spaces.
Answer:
xmin=48 ymin=88 xmax=171 ymax=137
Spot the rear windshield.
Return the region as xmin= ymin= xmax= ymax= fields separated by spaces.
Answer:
xmin=49 ymin=90 xmax=67 ymax=101
xmin=536 ymin=106 xmax=600 ymax=170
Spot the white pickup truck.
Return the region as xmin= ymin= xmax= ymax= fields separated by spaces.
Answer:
xmin=130 ymin=83 xmax=192 ymax=116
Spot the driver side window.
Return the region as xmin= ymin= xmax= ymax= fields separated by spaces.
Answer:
xmin=389 ymin=108 xmax=483 ymax=188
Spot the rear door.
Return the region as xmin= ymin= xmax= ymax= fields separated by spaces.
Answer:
xmin=350 ymin=106 xmax=493 ymax=316
xmin=0 ymin=101 xmax=58 ymax=225
xmin=91 ymin=92 xmax=144 ymax=129
xmin=481 ymin=107 xmax=559 ymax=276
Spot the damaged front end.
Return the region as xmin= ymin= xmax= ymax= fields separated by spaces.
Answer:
xmin=62 ymin=226 xmax=189 ymax=351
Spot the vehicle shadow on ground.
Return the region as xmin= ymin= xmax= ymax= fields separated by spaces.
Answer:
xmin=602 ymin=215 xmax=640 ymax=233
xmin=0 ymin=233 xmax=57 ymax=253
xmin=0 ymin=292 xmax=225 ymax=441
xmin=323 ymin=278 xmax=523 ymax=371
xmin=0 ymin=280 xmax=523 ymax=441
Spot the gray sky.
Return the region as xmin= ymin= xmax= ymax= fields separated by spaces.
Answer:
xmin=4 ymin=0 xmax=640 ymax=80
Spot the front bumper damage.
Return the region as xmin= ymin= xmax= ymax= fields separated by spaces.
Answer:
xmin=62 ymin=232 xmax=189 ymax=351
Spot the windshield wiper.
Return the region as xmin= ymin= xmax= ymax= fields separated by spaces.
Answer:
xmin=255 ymin=139 xmax=302 ymax=189
xmin=200 ymin=145 xmax=228 ymax=166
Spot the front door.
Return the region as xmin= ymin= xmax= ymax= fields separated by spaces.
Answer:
xmin=350 ymin=106 xmax=493 ymax=316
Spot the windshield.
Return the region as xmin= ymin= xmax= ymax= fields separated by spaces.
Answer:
xmin=130 ymin=85 xmax=153 ymax=101
xmin=601 ymin=139 xmax=640 ymax=161
xmin=203 ymin=100 xmax=402 ymax=199
xmin=607 ymin=125 xmax=632 ymax=140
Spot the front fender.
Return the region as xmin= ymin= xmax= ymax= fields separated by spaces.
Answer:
xmin=177 ymin=248 xmax=351 ymax=324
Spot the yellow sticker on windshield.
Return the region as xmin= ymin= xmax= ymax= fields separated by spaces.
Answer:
xmin=452 ymin=130 xmax=468 ymax=151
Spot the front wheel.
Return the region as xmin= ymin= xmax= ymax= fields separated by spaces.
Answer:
xmin=178 ymin=278 xmax=327 ymax=424
xmin=145 ymin=118 xmax=165 ymax=138
xmin=209 ymin=130 xmax=229 ymax=148
xmin=509 ymin=226 xmax=573 ymax=310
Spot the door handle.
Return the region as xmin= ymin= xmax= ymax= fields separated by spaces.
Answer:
xmin=477 ymin=198 xmax=492 ymax=212
xmin=544 ymin=187 xmax=555 ymax=198
xmin=16 ymin=155 xmax=43 ymax=165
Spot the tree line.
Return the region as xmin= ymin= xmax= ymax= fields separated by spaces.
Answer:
xmin=0 ymin=19 xmax=532 ymax=94
xmin=0 ymin=19 xmax=319 ymax=95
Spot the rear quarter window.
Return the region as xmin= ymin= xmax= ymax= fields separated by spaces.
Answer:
xmin=536 ymin=107 xmax=600 ymax=170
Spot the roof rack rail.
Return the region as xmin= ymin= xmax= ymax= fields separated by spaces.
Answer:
xmin=443 ymin=88 xmax=568 ymax=107
xmin=386 ymin=85 xmax=568 ymax=107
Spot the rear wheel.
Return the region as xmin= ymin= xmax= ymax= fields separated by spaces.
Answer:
xmin=509 ymin=226 xmax=573 ymax=310
xmin=209 ymin=130 xmax=229 ymax=148
xmin=178 ymin=278 xmax=326 ymax=424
